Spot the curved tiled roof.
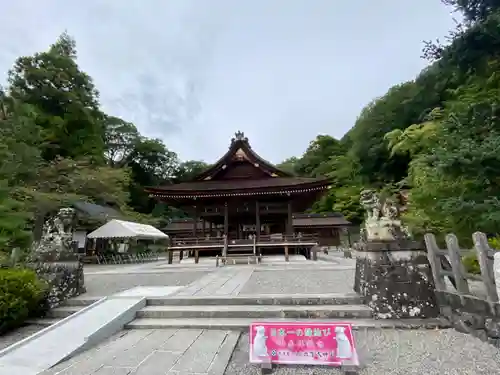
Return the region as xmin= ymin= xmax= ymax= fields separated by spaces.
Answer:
xmin=146 ymin=132 xmax=331 ymax=200
xmin=193 ymin=131 xmax=292 ymax=180
xmin=146 ymin=177 xmax=331 ymax=198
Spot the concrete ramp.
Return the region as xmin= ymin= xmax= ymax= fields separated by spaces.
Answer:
xmin=0 ymin=297 xmax=146 ymax=375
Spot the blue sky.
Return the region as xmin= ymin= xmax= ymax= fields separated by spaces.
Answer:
xmin=1 ymin=1 xmax=457 ymax=163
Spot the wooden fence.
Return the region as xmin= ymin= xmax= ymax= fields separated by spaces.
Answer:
xmin=424 ymin=232 xmax=498 ymax=303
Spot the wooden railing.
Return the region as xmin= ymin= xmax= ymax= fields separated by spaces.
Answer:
xmin=424 ymin=232 xmax=498 ymax=303
xmin=169 ymin=233 xmax=319 ymax=248
xmin=170 ymin=237 xmax=225 ymax=247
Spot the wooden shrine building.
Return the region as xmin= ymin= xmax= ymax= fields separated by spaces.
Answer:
xmin=164 ymin=213 xmax=351 ymax=247
xmin=145 ymin=131 xmax=334 ymax=262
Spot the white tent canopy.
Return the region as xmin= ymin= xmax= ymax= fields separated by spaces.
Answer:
xmin=87 ymin=219 xmax=168 ymax=240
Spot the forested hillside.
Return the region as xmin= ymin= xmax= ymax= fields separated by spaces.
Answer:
xmin=1 ymin=0 xmax=499 ymax=261
xmin=0 ymin=33 xmax=208 ymax=260
xmin=280 ymin=0 xmax=500 ymax=241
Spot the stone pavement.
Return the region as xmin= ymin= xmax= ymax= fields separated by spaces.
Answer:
xmin=41 ymin=329 xmax=239 ymax=375
xmin=4 ymin=256 xmax=500 ymax=374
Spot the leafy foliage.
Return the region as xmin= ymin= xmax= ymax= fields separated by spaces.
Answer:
xmin=0 ymin=268 xmax=47 ymax=333
xmin=279 ymin=2 xmax=500 ymax=237
xmin=7 ymin=33 xmax=105 ymax=163
xmin=0 ymin=32 xmax=208 ymax=259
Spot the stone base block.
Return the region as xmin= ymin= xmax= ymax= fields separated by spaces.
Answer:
xmin=30 ymin=261 xmax=86 ymax=309
xmin=436 ymin=290 xmax=500 ymax=348
xmin=354 ymin=248 xmax=438 ymax=319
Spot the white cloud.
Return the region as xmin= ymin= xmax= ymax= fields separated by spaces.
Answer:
xmin=1 ymin=0 xmax=456 ymax=163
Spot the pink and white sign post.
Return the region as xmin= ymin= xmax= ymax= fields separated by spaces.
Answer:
xmin=249 ymin=322 xmax=359 ymax=368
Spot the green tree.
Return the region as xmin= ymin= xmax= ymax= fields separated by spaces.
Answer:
xmin=103 ymin=115 xmax=140 ymax=167
xmin=175 ymin=160 xmax=210 ymax=182
xmin=442 ymin=0 xmax=500 ymax=23
xmin=295 ymin=135 xmax=343 ymax=177
xmin=276 ymin=157 xmax=300 ymax=175
xmin=7 ymin=32 xmax=105 ymax=162
xmin=126 ymin=138 xmax=179 ymax=213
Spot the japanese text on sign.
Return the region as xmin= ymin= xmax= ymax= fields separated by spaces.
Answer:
xmin=249 ymin=322 xmax=359 ymax=367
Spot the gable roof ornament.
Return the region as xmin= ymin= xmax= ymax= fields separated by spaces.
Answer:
xmin=231 ymin=131 xmax=248 ymax=145
xmin=190 ymin=130 xmax=293 ymax=181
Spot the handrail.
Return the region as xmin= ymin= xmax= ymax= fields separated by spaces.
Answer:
xmin=168 ymin=233 xmax=318 ymax=248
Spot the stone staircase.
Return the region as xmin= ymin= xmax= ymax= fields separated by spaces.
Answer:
xmin=125 ymin=293 xmax=451 ymax=330
xmin=224 ymin=247 xmax=259 ymax=264
xmin=127 ymin=293 xmax=368 ymax=330
xmin=27 ymin=296 xmax=100 ymax=327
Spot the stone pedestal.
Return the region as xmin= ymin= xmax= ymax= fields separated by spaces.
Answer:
xmin=354 ymin=240 xmax=439 ymax=319
xmin=29 ymin=252 xmax=85 ymax=309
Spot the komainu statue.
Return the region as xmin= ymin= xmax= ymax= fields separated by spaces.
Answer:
xmin=360 ymin=190 xmax=411 ymax=241
xmin=30 ymin=207 xmax=85 ymax=307
xmin=360 ymin=189 xmax=382 ymax=220
xmin=33 ymin=207 xmax=76 ymax=261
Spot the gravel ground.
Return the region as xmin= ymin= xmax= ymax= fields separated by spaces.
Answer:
xmin=83 ymin=271 xmax=206 ymax=296
xmin=225 ymin=329 xmax=500 ymax=375
xmin=239 ymin=269 xmax=355 ymax=295
xmin=0 ymin=324 xmax=44 ymax=351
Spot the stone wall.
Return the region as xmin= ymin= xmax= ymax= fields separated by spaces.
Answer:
xmin=436 ymin=291 xmax=500 ymax=348
xmin=424 ymin=233 xmax=500 ymax=348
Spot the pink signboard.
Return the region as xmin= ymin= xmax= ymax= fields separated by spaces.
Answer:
xmin=249 ymin=322 xmax=359 ymax=367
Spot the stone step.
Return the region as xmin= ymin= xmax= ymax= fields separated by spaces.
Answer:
xmin=136 ymin=304 xmax=372 ymax=319
xmin=45 ymin=306 xmax=82 ymax=319
xmin=126 ymin=317 xmax=451 ymax=331
xmin=146 ymin=293 xmax=364 ymax=306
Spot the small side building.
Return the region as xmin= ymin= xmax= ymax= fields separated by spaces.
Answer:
xmin=292 ymin=213 xmax=351 ymax=246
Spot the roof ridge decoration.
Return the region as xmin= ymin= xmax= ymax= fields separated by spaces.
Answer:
xmin=231 ymin=130 xmax=248 ymax=146
xmin=192 ymin=130 xmax=293 ymax=181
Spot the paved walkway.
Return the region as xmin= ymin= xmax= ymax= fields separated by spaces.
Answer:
xmin=171 ymin=269 xmax=255 ymax=297
xmin=42 ymin=329 xmax=239 ymax=375
xmin=4 ymin=256 xmax=500 ymax=374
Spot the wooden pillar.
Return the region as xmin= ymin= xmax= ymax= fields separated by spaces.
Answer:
xmin=255 ymin=201 xmax=261 ymax=241
xmin=209 ymin=221 xmax=213 ymax=237
xmin=312 ymin=246 xmax=318 ymax=261
xmin=202 ymin=219 xmax=206 ymax=236
xmin=255 ymin=200 xmax=260 ymax=255
xmin=193 ymin=206 xmax=198 ymax=238
xmin=224 ymin=202 xmax=229 ymax=237
xmin=223 ymin=233 xmax=228 ymax=258
xmin=284 ymin=245 xmax=289 ymax=262
xmin=168 ymin=249 xmax=173 ymax=264
xmin=286 ymin=200 xmax=293 ymax=237
xmin=195 ymin=250 xmax=199 ymax=264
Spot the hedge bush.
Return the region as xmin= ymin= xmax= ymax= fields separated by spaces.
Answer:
xmin=0 ymin=268 xmax=47 ymax=333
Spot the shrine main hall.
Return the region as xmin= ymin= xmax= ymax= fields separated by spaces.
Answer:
xmin=145 ymin=132 xmax=349 ymax=262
